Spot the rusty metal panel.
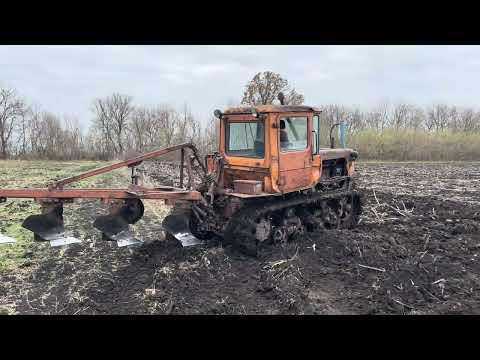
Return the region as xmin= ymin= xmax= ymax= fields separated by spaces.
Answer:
xmin=224 ymin=168 xmax=268 ymax=190
xmin=277 ymin=169 xmax=313 ymax=193
xmin=317 ymin=148 xmax=354 ymax=160
xmin=233 ymin=180 xmax=263 ymax=195
xmin=224 ymin=105 xmax=321 ymax=114
xmin=0 ymin=188 xmax=202 ymax=201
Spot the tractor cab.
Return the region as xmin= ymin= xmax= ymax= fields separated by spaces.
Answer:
xmin=211 ymin=104 xmax=358 ymax=196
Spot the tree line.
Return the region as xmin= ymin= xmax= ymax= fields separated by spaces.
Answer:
xmin=1 ymin=71 xmax=479 ymax=161
xmin=321 ymin=102 xmax=480 ymax=134
xmin=0 ymin=88 xmax=217 ymax=160
xmin=317 ymin=103 xmax=480 ymax=161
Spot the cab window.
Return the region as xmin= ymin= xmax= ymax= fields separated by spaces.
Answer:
xmin=226 ymin=121 xmax=265 ymax=158
xmin=279 ymin=117 xmax=308 ymax=152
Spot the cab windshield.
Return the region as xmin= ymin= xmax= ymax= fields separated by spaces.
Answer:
xmin=280 ymin=116 xmax=308 ymax=152
xmin=226 ymin=120 xmax=265 ymax=158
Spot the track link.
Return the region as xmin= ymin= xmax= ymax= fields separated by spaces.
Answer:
xmin=224 ymin=189 xmax=362 ymax=257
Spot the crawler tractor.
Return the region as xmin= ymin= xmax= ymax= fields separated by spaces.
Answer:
xmin=0 ymin=95 xmax=362 ymax=256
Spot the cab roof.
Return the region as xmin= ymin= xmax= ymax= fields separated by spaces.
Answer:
xmin=224 ymin=105 xmax=322 ymax=115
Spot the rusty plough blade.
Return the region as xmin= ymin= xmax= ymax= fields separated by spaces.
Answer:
xmin=93 ymin=199 xmax=145 ymax=247
xmin=162 ymin=213 xmax=203 ymax=247
xmin=93 ymin=213 xmax=129 ymax=237
xmin=22 ymin=206 xmax=65 ymax=241
xmin=22 ymin=205 xmax=81 ymax=247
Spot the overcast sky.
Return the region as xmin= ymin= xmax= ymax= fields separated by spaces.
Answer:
xmin=1 ymin=45 xmax=479 ymax=129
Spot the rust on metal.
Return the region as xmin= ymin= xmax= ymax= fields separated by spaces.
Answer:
xmin=49 ymin=142 xmax=199 ymax=190
xmin=223 ymin=105 xmax=322 ymax=115
xmin=0 ymin=143 xmax=206 ymax=203
xmin=0 ymin=188 xmax=202 ymax=201
xmin=180 ymin=148 xmax=185 ymax=188
xmin=233 ymin=180 xmax=263 ymax=195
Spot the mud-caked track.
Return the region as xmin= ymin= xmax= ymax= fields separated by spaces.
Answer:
xmin=0 ymin=161 xmax=479 ymax=314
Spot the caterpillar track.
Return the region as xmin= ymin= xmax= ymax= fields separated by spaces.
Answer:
xmin=223 ymin=189 xmax=362 ymax=257
xmin=163 ymin=174 xmax=363 ymax=257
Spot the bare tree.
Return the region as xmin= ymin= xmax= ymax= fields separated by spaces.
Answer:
xmin=201 ymin=117 xmax=219 ymax=154
xmin=85 ymin=127 xmax=109 ymax=160
xmin=426 ymin=104 xmax=450 ymax=132
xmin=348 ymin=107 xmax=365 ymax=133
xmin=129 ymin=106 xmax=156 ymax=152
xmin=62 ymin=116 xmax=84 ymax=160
xmin=157 ymin=105 xmax=179 ymax=146
xmin=28 ymin=107 xmax=44 ymax=156
xmin=0 ymin=87 xmax=27 ymax=159
xmin=457 ymin=108 xmax=480 ymax=132
xmin=407 ymin=105 xmax=426 ymax=130
xmin=241 ymin=71 xmax=304 ymax=106
xmin=92 ymin=93 xmax=134 ymax=157
xmin=174 ymin=104 xmax=190 ymax=144
xmin=321 ymin=105 xmax=351 ymax=127
xmin=391 ymin=103 xmax=410 ymax=130
xmin=27 ymin=111 xmax=58 ymax=158
xmin=364 ymin=102 xmax=390 ymax=132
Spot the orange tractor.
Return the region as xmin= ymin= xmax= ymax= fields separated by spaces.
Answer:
xmin=0 ymin=95 xmax=361 ymax=256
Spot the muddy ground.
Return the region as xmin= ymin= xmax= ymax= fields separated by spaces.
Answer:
xmin=0 ymin=161 xmax=479 ymax=315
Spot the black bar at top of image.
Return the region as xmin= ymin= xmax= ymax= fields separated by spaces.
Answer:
xmin=1 ymin=3 xmax=480 ymax=45
xmin=2 ymin=27 xmax=480 ymax=45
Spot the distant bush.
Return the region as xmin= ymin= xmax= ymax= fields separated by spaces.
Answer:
xmin=348 ymin=129 xmax=480 ymax=161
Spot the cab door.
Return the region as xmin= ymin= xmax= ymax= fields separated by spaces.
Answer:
xmin=276 ymin=113 xmax=312 ymax=192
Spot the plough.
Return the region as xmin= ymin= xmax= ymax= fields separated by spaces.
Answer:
xmin=0 ymin=142 xmax=206 ymax=247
